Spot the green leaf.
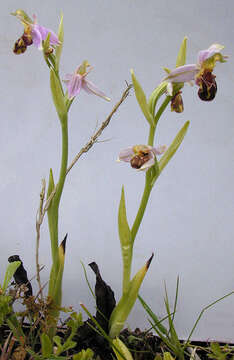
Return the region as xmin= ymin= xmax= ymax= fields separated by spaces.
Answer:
xmin=73 ymin=348 xmax=94 ymax=360
xmin=163 ymin=353 xmax=175 ymax=360
xmin=148 ymin=81 xmax=168 ymax=117
xmin=53 ymin=335 xmax=62 ymax=347
xmin=176 ymin=37 xmax=188 ymax=67
xmin=2 ymin=261 xmax=21 ymax=293
xmin=50 ymin=69 xmax=67 ymax=123
xmin=118 ymin=186 xmax=132 ymax=294
xmin=112 ymin=337 xmax=133 ymax=360
xmin=41 ymin=333 xmax=53 ymax=358
xmin=131 ymin=69 xmax=154 ymax=125
xmin=149 ymin=158 xmax=160 ymax=188
xmin=118 ymin=187 xmax=131 ymax=247
xmin=43 ymin=32 xmax=51 ymax=55
xmin=163 ymin=288 xmax=181 ymax=350
xmin=109 ymin=254 xmax=154 ymax=338
xmin=47 ymin=168 xmax=55 ymax=201
xmin=55 ymin=13 xmax=64 ymax=70
xmin=138 ymin=295 xmax=168 ymax=335
xmin=159 ymin=121 xmax=190 ymax=174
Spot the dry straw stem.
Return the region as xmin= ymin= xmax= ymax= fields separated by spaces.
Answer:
xmin=36 ymin=178 xmax=46 ymax=298
xmin=44 ymin=83 xmax=132 ymax=213
xmin=35 ymin=84 xmax=132 ymax=288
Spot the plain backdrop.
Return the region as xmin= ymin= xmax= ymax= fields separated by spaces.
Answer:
xmin=1 ymin=0 xmax=234 ymax=341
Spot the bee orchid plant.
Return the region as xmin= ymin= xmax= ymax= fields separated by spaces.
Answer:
xmin=109 ymin=38 xmax=227 ymax=339
xmin=12 ymin=9 xmax=110 ymax=337
xmin=11 ymin=9 xmax=227 ymax=345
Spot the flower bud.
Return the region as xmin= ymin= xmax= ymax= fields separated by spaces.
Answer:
xmin=171 ymin=91 xmax=184 ymax=113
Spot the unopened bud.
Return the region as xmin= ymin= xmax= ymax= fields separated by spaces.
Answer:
xmin=171 ymin=91 xmax=184 ymax=113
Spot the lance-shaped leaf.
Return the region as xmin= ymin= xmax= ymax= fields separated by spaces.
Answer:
xmin=89 ymin=261 xmax=116 ymax=332
xmin=47 ymin=168 xmax=55 ymax=195
xmin=158 ymin=121 xmax=189 ymax=174
xmin=53 ymin=335 xmax=76 ymax=354
xmin=2 ymin=261 xmax=21 ymax=293
xmin=118 ymin=186 xmax=132 ymax=294
xmin=148 ymin=81 xmax=168 ymax=117
xmin=112 ymin=337 xmax=134 ymax=360
xmin=41 ymin=333 xmax=53 ymax=358
xmin=43 ymin=32 xmax=51 ymax=55
xmin=138 ymin=295 xmax=168 ymax=336
xmin=109 ymin=254 xmax=154 ymax=338
xmin=47 ymin=168 xmax=55 ymax=209
xmin=176 ymin=37 xmax=188 ymax=68
xmin=53 ymin=234 xmax=67 ymax=307
xmin=131 ymin=69 xmax=154 ymax=125
xmin=73 ymin=349 xmax=94 ymax=360
xmin=46 ymin=167 xmax=59 ymax=289
xmin=164 ymin=353 xmax=176 ymax=360
xmin=55 ymin=13 xmax=64 ymax=70
xmin=50 ymin=69 xmax=67 ymax=122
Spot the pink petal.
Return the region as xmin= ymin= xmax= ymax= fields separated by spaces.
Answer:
xmin=63 ymin=73 xmax=73 ymax=83
xmin=165 ymin=64 xmax=198 ymax=83
xmin=152 ymin=145 xmax=167 ymax=155
xmin=118 ymin=147 xmax=134 ymax=162
xmin=32 ymin=23 xmax=59 ymax=49
xmin=66 ymin=74 xmax=82 ymax=99
xmin=31 ymin=26 xmax=43 ymax=48
xmin=197 ymin=44 xmax=224 ymax=64
xmin=83 ymin=80 xmax=110 ymax=101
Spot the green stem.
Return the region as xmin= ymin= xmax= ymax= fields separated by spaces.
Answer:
xmin=154 ymin=96 xmax=171 ymax=128
xmin=131 ymin=171 xmax=152 ymax=244
xmin=48 ymin=115 xmax=68 ymax=298
xmin=131 ymin=96 xmax=171 ymax=245
xmin=130 ymin=123 xmax=156 ymax=243
xmin=148 ymin=124 xmax=156 ymax=146
xmin=54 ymin=117 xmax=68 ymax=207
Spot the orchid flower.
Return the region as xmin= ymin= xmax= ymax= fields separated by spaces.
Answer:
xmin=118 ymin=144 xmax=166 ymax=171
xmin=63 ymin=60 xmax=110 ymax=101
xmin=165 ymin=44 xmax=228 ymax=100
xmin=12 ymin=10 xmax=59 ymax=53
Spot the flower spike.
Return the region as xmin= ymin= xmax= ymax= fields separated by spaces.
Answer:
xmin=164 ymin=43 xmax=228 ymax=101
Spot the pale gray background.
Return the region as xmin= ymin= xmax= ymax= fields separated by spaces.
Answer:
xmin=1 ymin=0 xmax=234 ymax=342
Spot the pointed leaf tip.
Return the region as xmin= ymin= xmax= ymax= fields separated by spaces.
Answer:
xmin=60 ymin=233 xmax=68 ymax=254
xmin=131 ymin=70 xmax=154 ymax=125
xmin=146 ymin=253 xmax=154 ymax=269
xmin=88 ymin=261 xmax=100 ymax=276
xmin=176 ymin=36 xmax=188 ymax=68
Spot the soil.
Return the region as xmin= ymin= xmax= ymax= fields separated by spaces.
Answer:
xmin=3 ymin=258 xmax=233 ymax=359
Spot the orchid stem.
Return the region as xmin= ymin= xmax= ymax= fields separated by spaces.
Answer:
xmin=48 ymin=115 xmax=68 ymax=300
xmin=131 ymin=96 xmax=170 ymax=245
xmin=131 ymin=171 xmax=152 ymax=244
